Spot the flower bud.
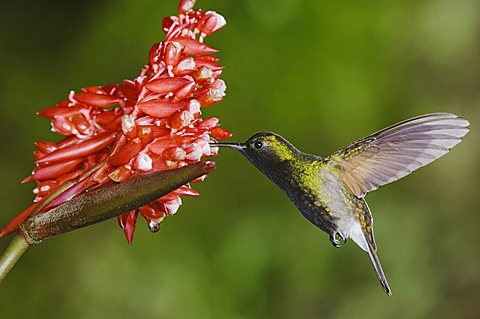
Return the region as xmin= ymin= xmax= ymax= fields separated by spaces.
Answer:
xmin=164 ymin=42 xmax=183 ymax=67
xmin=178 ymin=0 xmax=196 ymax=15
xmin=197 ymin=11 xmax=226 ymax=35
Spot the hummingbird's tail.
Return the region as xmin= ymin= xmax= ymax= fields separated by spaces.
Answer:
xmin=364 ymin=234 xmax=392 ymax=296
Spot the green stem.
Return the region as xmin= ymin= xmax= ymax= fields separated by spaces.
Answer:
xmin=0 ymin=233 xmax=29 ymax=283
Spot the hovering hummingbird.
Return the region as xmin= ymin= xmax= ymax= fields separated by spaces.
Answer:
xmin=211 ymin=113 xmax=469 ymax=295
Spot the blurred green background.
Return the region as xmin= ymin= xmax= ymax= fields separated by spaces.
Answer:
xmin=0 ymin=0 xmax=479 ymax=318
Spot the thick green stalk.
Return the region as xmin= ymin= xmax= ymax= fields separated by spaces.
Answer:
xmin=0 ymin=234 xmax=29 ymax=283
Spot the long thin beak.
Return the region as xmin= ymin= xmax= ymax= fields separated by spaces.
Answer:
xmin=210 ymin=142 xmax=246 ymax=151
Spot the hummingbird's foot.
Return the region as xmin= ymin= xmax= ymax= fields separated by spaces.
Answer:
xmin=330 ymin=232 xmax=347 ymax=248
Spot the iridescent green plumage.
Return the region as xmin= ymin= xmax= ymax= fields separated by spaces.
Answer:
xmin=212 ymin=113 xmax=470 ymax=295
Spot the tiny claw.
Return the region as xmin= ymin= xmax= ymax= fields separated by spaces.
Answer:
xmin=329 ymin=232 xmax=347 ymax=248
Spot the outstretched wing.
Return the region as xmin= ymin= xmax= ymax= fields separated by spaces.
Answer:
xmin=326 ymin=113 xmax=469 ymax=198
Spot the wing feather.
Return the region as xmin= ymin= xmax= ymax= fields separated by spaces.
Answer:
xmin=327 ymin=113 xmax=469 ymax=198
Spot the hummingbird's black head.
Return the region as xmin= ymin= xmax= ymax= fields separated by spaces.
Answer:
xmin=211 ymin=132 xmax=300 ymax=177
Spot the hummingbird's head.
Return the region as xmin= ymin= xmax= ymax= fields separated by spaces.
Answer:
xmin=211 ymin=132 xmax=299 ymax=175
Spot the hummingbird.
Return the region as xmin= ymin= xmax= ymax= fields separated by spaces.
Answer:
xmin=211 ymin=113 xmax=469 ymax=295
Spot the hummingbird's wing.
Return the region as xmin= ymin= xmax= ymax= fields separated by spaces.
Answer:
xmin=326 ymin=113 xmax=469 ymax=198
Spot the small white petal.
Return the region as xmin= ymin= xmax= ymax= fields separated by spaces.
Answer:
xmin=186 ymin=144 xmax=203 ymax=161
xmin=178 ymin=57 xmax=195 ymax=70
xmin=137 ymin=153 xmax=152 ymax=171
xmin=122 ymin=115 xmax=135 ymax=134
xmin=188 ymin=99 xmax=201 ymax=114
xmin=199 ymin=67 xmax=213 ymax=80
xmin=180 ymin=110 xmax=194 ymax=126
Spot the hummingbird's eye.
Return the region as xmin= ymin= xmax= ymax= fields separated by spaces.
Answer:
xmin=254 ymin=141 xmax=263 ymax=150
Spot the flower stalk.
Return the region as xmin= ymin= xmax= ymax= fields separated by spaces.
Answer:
xmin=0 ymin=234 xmax=29 ymax=283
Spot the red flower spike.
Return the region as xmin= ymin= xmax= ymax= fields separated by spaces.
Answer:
xmin=1 ymin=0 xmax=231 ymax=243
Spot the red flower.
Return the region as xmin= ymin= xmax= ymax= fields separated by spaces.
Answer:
xmin=0 ymin=0 xmax=231 ymax=244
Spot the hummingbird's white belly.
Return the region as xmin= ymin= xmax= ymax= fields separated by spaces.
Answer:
xmin=318 ymin=168 xmax=369 ymax=252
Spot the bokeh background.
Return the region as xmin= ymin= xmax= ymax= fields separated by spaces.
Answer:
xmin=0 ymin=0 xmax=479 ymax=318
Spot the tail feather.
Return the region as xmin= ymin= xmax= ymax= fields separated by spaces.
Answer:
xmin=365 ymin=236 xmax=392 ymax=296
xmin=342 ymin=216 xmax=392 ymax=295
